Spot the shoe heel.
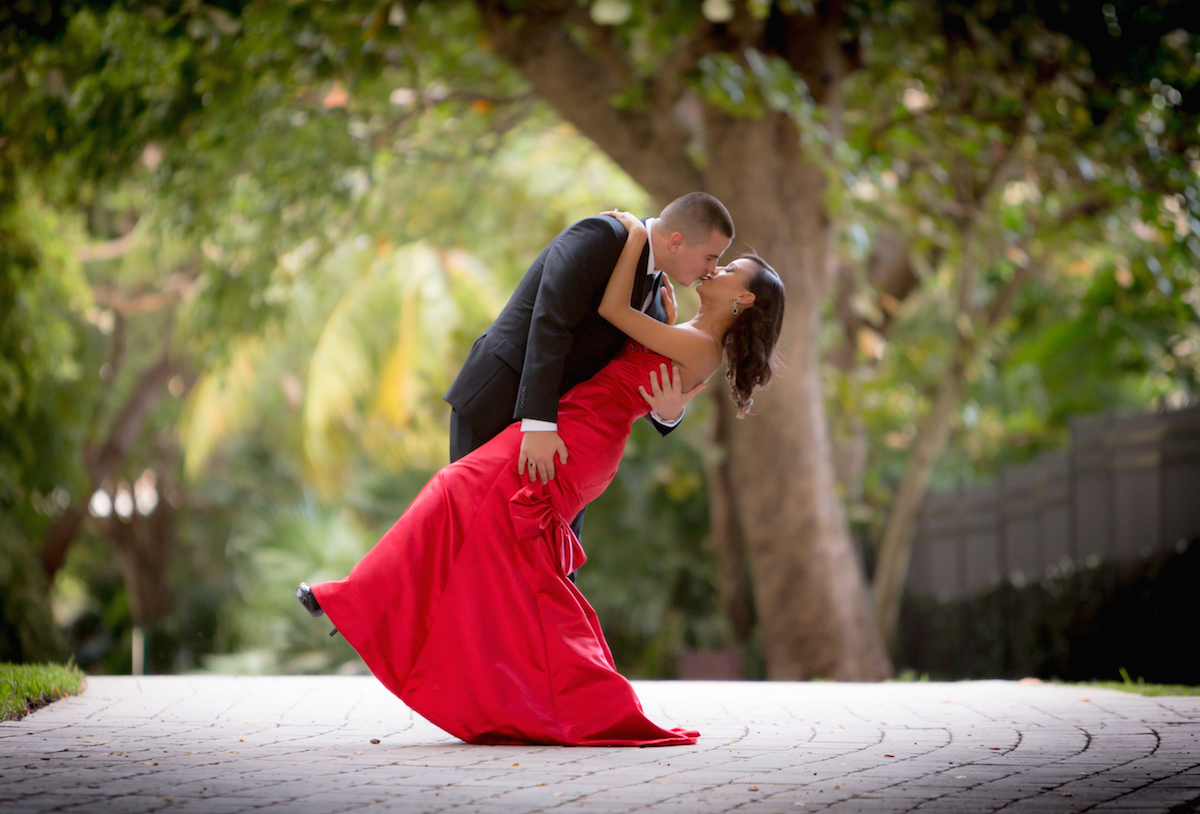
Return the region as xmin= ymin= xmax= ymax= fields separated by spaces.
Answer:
xmin=295 ymin=582 xmax=325 ymax=618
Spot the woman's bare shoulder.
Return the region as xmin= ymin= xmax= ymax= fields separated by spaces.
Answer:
xmin=671 ymin=326 xmax=723 ymax=388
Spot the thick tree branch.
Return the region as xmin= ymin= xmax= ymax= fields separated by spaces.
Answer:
xmin=41 ymin=350 xmax=187 ymax=578
xmin=871 ymin=347 xmax=967 ymax=648
xmin=76 ymin=231 xmax=137 ymax=263
xmin=85 ymin=312 xmax=127 ymax=450
xmin=983 ymin=263 xmax=1031 ymax=328
xmin=954 ymin=116 xmax=1028 ymax=319
xmin=1056 ymin=197 xmax=1111 ymax=225
xmin=91 ymin=274 xmax=197 ymax=317
xmin=646 ymin=15 xmax=729 ymax=114
xmin=474 ymin=0 xmax=891 ymax=679
xmin=474 ymin=1 xmax=702 ymax=200
xmin=830 ymin=228 xmax=920 ymax=370
xmin=873 ymin=228 xmax=1037 ymax=648
xmin=765 ymin=0 xmax=857 ymax=104
xmin=85 ymin=353 xmax=178 ymax=479
xmin=562 ymin=5 xmax=634 ymax=89
xmin=707 ymin=397 xmax=757 ymax=643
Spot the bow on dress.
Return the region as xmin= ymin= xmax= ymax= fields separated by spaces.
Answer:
xmin=509 ymin=482 xmax=587 ymax=578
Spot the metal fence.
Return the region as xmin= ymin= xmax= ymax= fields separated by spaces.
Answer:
xmin=905 ymin=404 xmax=1200 ymax=601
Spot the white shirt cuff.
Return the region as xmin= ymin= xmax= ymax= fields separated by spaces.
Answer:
xmin=521 ymin=418 xmax=558 ymax=432
xmin=649 ymin=407 xmax=684 ymax=428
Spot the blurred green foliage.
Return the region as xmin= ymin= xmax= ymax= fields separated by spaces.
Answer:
xmin=0 ymin=515 xmax=66 ymax=664
xmin=0 ymin=0 xmax=1197 ymax=678
xmin=824 ymin=0 xmax=1200 ymax=555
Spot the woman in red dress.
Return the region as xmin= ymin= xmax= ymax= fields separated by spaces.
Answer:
xmin=299 ymin=211 xmax=785 ymax=746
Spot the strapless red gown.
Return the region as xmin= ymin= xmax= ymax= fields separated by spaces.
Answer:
xmin=312 ymin=343 xmax=699 ymax=746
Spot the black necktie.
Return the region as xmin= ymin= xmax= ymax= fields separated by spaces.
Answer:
xmin=640 ymin=272 xmax=657 ymax=313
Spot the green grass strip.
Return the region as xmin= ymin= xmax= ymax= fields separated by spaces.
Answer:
xmin=1070 ymin=680 xmax=1200 ymax=697
xmin=890 ymin=668 xmax=1200 ymax=695
xmin=0 ymin=663 xmax=85 ymax=721
xmin=1071 ymin=666 xmax=1200 ymax=697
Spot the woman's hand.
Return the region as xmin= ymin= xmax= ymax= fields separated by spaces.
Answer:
xmin=602 ymin=210 xmax=674 ymax=322
xmin=602 ymin=209 xmax=646 ymax=239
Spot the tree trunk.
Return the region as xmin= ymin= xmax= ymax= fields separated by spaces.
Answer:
xmin=475 ymin=0 xmax=891 ymax=680
xmin=702 ymin=115 xmax=891 ymax=680
xmin=110 ymin=497 xmax=175 ymax=627
xmin=39 ymin=352 xmax=182 ymax=578
xmin=871 ymin=354 xmax=965 ymax=650
xmin=706 ymin=397 xmax=756 ymax=644
xmin=869 ymin=119 xmax=1029 ymax=650
xmin=871 ymin=256 xmax=1031 ymax=651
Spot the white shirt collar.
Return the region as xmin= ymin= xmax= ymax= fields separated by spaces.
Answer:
xmin=645 ymin=217 xmax=658 ymax=275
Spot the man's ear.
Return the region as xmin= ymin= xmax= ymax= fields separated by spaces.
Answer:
xmin=668 ymin=231 xmax=686 ymax=251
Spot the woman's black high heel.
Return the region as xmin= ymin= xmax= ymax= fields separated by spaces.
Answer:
xmin=296 ymin=583 xmax=338 ymax=636
xmin=294 ymin=582 xmax=324 ymax=617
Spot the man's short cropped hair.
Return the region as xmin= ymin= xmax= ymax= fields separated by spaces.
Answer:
xmin=658 ymin=192 xmax=735 ymax=245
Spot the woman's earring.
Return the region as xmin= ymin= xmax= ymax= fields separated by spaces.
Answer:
xmin=731 ymin=299 xmax=739 ymax=316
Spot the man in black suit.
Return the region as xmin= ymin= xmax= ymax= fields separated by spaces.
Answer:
xmin=444 ymin=192 xmax=734 ymax=493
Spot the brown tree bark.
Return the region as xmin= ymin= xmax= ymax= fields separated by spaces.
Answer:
xmin=871 ymin=252 xmax=1035 ymax=648
xmin=871 ymin=351 xmax=966 ymax=649
xmin=830 ymin=229 xmax=920 ymax=373
xmin=706 ymin=398 xmax=756 ymax=644
xmin=476 ymin=0 xmax=891 ymax=679
xmin=828 ymin=231 xmax=921 ymax=498
xmin=869 ymin=110 xmax=1030 ymax=649
xmin=110 ymin=497 xmax=175 ymax=627
xmin=709 ymin=161 xmax=890 ymax=678
xmin=39 ymin=351 xmax=185 ymax=578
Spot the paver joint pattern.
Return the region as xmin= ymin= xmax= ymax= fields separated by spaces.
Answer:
xmin=1 ymin=677 xmax=1197 ymax=813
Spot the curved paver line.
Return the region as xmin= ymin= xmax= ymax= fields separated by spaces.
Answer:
xmin=0 ymin=677 xmax=1197 ymax=813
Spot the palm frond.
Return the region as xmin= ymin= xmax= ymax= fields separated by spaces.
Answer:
xmin=178 ymin=339 xmax=263 ymax=478
xmin=304 ymin=242 xmax=501 ymax=491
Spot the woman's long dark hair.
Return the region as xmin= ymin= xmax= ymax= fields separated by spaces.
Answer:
xmin=723 ymin=254 xmax=785 ymax=417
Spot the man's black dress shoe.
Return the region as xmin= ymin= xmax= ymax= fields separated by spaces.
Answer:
xmin=295 ymin=582 xmax=324 ymax=618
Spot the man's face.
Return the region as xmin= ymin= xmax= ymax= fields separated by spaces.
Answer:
xmin=662 ymin=229 xmax=732 ymax=286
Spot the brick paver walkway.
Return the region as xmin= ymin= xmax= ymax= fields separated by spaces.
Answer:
xmin=1 ymin=676 xmax=1197 ymax=813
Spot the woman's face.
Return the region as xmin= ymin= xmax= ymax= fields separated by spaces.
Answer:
xmin=696 ymin=258 xmax=755 ymax=300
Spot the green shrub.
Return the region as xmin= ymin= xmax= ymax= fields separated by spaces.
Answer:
xmin=0 ymin=515 xmax=66 ymax=664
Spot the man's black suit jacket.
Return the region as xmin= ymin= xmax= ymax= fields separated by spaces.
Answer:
xmin=444 ymin=215 xmax=674 ymax=447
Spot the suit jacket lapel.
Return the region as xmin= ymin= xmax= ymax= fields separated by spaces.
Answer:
xmin=628 ymin=240 xmax=652 ymax=310
xmin=644 ymin=271 xmax=667 ymax=322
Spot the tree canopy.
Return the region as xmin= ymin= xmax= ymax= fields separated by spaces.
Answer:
xmin=1 ymin=0 xmax=1196 ymax=678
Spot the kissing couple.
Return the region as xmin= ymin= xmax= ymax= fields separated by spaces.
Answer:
xmin=297 ymin=192 xmax=785 ymax=746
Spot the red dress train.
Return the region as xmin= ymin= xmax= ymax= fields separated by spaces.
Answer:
xmin=311 ymin=343 xmax=699 ymax=746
